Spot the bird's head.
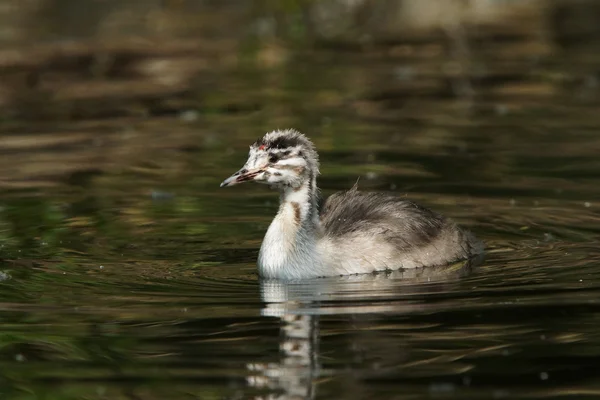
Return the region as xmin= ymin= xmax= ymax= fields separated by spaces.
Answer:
xmin=220 ymin=129 xmax=319 ymax=190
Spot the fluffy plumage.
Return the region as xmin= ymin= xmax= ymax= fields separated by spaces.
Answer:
xmin=322 ymin=188 xmax=444 ymax=246
xmin=221 ymin=129 xmax=483 ymax=280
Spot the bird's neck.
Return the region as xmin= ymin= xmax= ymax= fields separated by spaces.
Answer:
xmin=278 ymin=174 xmax=320 ymax=229
xmin=258 ymin=174 xmax=323 ymax=279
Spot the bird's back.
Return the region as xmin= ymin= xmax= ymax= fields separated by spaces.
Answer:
xmin=319 ymin=188 xmax=482 ymax=273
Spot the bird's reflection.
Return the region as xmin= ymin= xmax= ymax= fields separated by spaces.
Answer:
xmin=247 ymin=312 xmax=319 ymax=400
xmin=247 ymin=258 xmax=481 ymax=399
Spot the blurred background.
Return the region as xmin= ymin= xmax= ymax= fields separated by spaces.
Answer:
xmin=1 ymin=0 xmax=600 ymax=184
xmin=1 ymin=1 xmax=600 ymax=399
xmin=1 ymin=0 xmax=600 ymax=186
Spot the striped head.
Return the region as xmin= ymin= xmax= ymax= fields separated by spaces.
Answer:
xmin=220 ymin=129 xmax=319 ymax=190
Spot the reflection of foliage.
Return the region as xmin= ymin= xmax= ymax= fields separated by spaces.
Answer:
xmin=0 ymin=199 xmax=66 ymax=259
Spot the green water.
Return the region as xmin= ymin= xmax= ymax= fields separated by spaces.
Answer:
xmin=1 ymin=3 xmax=600 ymax=399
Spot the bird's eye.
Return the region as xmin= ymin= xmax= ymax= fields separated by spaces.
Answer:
xmin=269 ymin=154 xmax=279 ymax=163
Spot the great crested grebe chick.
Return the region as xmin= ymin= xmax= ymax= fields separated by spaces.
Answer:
xmin=220 ymin=129 xmax=483 ymax=280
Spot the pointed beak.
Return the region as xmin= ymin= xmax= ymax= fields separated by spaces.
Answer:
xmin=219 ymin=175 xmax=237 ymax=188
xmin=220 ymin=167 xmax=263 ymax=188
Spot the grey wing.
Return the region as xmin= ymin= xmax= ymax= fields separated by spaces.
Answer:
xmin=320 ymin=189 xmax=449 ymax=251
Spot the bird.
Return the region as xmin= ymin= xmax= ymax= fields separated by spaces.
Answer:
xmin=220 ymin=129 xmax=483 ymax=280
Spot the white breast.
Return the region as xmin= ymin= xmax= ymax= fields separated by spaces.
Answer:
xmin=258 ymin=203 xmax=325 ymax=280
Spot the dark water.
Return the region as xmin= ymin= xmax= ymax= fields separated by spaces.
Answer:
xmin=2 ymin=3 xmax=600 ymax=400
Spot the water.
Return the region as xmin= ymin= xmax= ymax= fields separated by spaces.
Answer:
xmin=1 ymin=2 xmax=600 ymax=399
